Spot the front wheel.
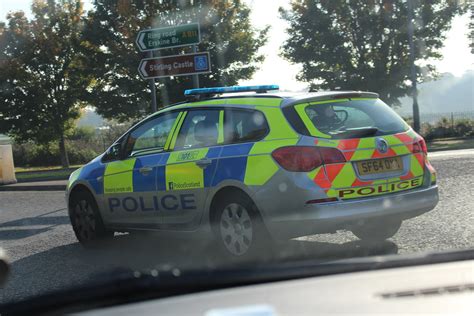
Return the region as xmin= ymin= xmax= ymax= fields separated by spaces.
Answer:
xmin=351 ymin=218 xmax=401 ymax=243
xmin=211 ymin=192 xmax=272 ymax=260
xmin=69 ymin=191 xmax=113 ymax=247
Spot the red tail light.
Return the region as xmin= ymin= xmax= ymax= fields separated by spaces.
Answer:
xmin=272 ymin=146 xmax=346 ymax=172
xmin=319 ymin=147 xmax=346 ymax=164
xmin=412 ymin=136 xmax=427 ymax=154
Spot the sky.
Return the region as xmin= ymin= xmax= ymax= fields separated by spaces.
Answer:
xmin=0 ymin=0 xmax=473 ymax=92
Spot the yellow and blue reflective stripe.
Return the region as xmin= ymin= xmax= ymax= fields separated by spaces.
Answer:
xmin=243 ymin=138 xmax=298 ymax=186
xmin=244 ymin=155 xmax=279 ymax=186
xmin=74 ymin=161 xmax=105 ymax=194
xmin=68 ymin=168 xmax=82 ymax=189
xmin=165 ymin=148 xmax=209 ymax=191
xmin=220 ymin=143 xmax=253 ymax=157
xmin=211 ymin=143 xmax=252 ymax=185
xmin=103 ymin=159 xmax=136 ymax=194
xmin=132 ymin=154 xmax=162 ymax=192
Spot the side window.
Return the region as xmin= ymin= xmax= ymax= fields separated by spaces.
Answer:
xmin=124 ymin=111 xmax=179 ymax=157
xmin=175 ymin=109 xmax=220 ymax=149
xmin=224 ymin=109 xmax=268 ymax=143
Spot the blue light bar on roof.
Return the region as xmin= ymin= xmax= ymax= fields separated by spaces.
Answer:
xmin=184 ymin=85 xmax=279 ymax=96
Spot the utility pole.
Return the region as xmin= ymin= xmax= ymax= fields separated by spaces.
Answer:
xmin=407 ymin=0 xmax=420 ymax=132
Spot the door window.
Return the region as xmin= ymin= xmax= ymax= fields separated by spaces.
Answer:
xmin=174 ymin=110 xmax=220 ymax=149
xmin=124 ymin=111 xmax=179 ymax=157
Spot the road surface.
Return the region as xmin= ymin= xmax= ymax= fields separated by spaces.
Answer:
xmin=0 ymin=149 xmax=473 ymax=304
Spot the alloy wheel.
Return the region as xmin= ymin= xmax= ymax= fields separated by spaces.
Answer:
xmin=219 ymin=203 xmax=253 ymax=256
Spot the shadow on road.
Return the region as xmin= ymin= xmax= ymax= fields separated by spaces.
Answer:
xmin=0 ymin=228 xmax=52 ymax=240
xmin=0 ymin=209 xmax=69 ymax=241
xmin=0 ymin=233 xmax=398 ymax=304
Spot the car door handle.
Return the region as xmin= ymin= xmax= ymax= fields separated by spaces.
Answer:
xmin=195 ymin=159 xmax=212 ymax=169
xmin=139 ymin=166 xmax=153 ymax=176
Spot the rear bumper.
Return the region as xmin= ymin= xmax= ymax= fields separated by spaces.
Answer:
xmin=265 ymin=185 xmax=439 ymax=239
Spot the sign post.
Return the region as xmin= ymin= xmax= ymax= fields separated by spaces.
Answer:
xmin=148 ymin=51 xmax=158 ymax=113
xmin=138 ymin=52 xmax=211 ymax=80
xmin=192 ymin=45 xmax=200 ymax=89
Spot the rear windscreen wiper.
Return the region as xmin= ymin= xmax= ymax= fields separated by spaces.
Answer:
xmin=331 ymin=127 xmax=379 ymax=138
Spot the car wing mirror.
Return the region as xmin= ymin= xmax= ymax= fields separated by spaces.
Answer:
xmin=104 ymin=143 xmax=122 ymax=161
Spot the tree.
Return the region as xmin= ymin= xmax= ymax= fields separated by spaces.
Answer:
xmin=82 ymin=0 xmax=268 ymax=122
xmin=280 ymin=0 xmax=463 ymax=106
xmin=0 ymin=0 xmax=91 ymax=167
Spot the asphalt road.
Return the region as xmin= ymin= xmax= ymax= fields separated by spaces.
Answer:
xmin=0 ymin=149 xmax=473 ymax=304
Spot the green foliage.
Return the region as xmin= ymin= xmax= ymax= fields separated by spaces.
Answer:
xmin=13 ymin=141 xmax=98 ymax=167
xmin=97 ymin=120 xmax=135 ymax=147
xmin=421 ymin=118 xmax=474 ymax=140
xmin=67 ymin=126 xmax=96 ymax=141
xmin=0 ymin=0 xmax=95 ymax=167
xmin=280 ymin=0 xmax=463 ymax=106
xmin=82 ymin=0 xmax=269 ymax=121
xmin=453 ymin=119 xmax=474 ymax=137
xmin=11 ymin=120 xmax=137 ymax=167
xmin=0 ymin=1 xmax=92 ymax=143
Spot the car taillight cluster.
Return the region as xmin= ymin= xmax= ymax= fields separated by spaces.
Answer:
xmin=412 ymin=136 xmax=428 ymax=155
xmin=271 ymin=146 xmax=346 ymax=172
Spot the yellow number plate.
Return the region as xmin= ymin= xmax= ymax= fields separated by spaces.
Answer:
xmin=356 ymin=157 xmax=403 ymax=176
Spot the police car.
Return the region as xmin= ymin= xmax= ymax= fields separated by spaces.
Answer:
xmin=66 ymin=85 xmax=439 ymax=257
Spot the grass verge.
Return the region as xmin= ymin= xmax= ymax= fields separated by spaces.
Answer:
xmin=427 ymin=137 xmax=474 ymax=152
xmin=15 ymin=164 xmax=83 ymax=172
xmin=15 ymin=166 xmax=82 ymax=182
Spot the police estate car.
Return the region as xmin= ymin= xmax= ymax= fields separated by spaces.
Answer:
xmin=66 ymin=85 xmax=439 ymax=257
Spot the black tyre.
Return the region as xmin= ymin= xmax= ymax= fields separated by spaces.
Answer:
xmin=69 ymin=191 xmax=113 ymax=246
xmin=211 ymin=191 xmax=273 ymax=260
xmin=351 ymin=218 xmax=402 ymax=242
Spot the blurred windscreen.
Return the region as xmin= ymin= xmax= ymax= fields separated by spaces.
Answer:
xmin=0 ymin=0 xmax=473 ymax=308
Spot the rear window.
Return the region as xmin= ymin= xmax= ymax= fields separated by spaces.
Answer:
xmin=295 ymin=99 xmax=409 ymax=139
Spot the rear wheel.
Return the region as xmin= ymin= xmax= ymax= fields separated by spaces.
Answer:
xmin=351 ymin=218 xmax=401 ymax=242
xmin=211 ymin=191 xmax=272 ymax=260
xmin=69 ymin=191 xmax=113 ymax=246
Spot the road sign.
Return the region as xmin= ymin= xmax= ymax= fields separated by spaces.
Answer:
xmin=136 ymin=23 xmax=200 ymax=52
xmin=138 ymin=52 xmax=211 ymax=80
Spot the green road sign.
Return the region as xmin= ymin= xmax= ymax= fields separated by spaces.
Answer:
xmin=136 ymin=23 xmax=200 ymax=52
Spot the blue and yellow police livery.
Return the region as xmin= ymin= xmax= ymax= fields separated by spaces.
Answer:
xmin=67 ymin=85 xmax=438 ymax=257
